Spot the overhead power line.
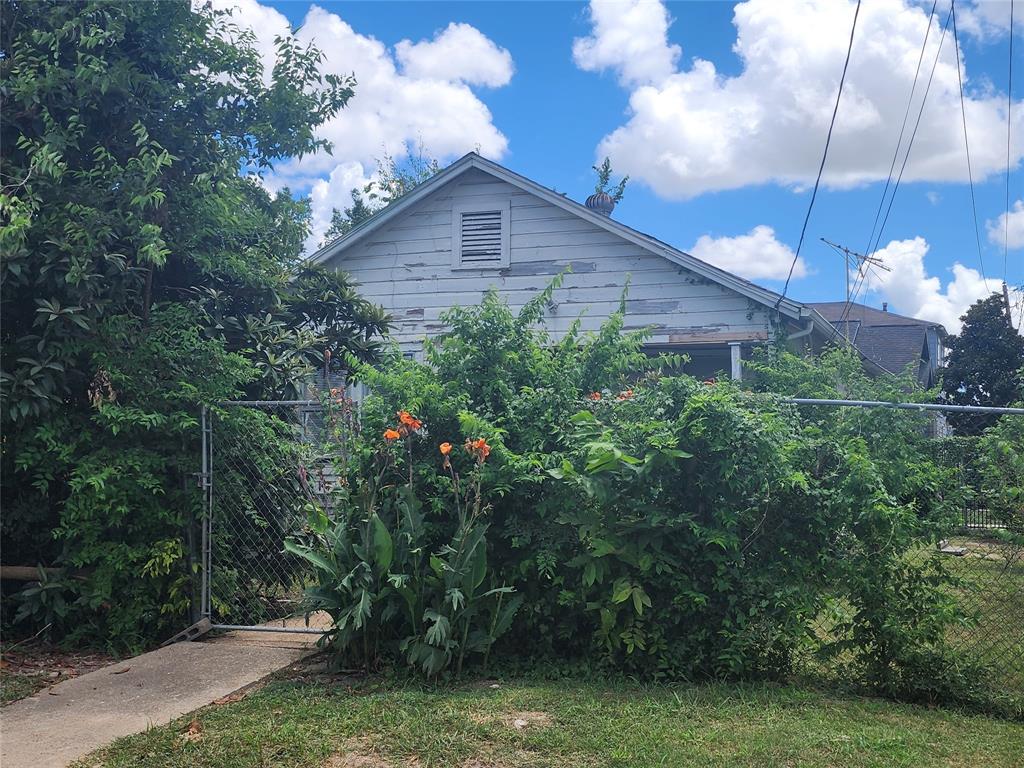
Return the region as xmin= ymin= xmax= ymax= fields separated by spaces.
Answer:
xmin=776 ymin=0 xmax=862 ymax=308
xmin=951 ymin=0 xmax=989 ymax=287
xmin=869 ymin=1 xmax=954 ymax=259
xmin=838 ymin=2 xmax=954 ymax=334
xmin=1004 ymin=0 xmax=1015 ymax=282
xmin=863 ymin=0 xmax=939 ymax=259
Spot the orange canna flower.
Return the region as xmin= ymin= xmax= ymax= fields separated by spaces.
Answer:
xmin=397 ymin=410 xmax=423 ymax=431
xmin=588 ymin=391 xmax=602 ymax=401
xmin=467 ymin=437 xmax=491 ymax=459
xmin=439 ymin=442 xmax=452 ymax=456
xmin=383 ymin=428 xmax=401 ymax=441
xmin=617 ymin=389 xmax=634 ymax=400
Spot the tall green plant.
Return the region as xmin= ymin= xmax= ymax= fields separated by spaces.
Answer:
xmin=286 ymin=407 xmax=517 ymax=677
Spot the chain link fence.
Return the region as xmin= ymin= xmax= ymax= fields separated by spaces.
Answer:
xmin=198 ymin=397 xmax=1022 ymax=690
xmin=201 ymin=400 xmax=348 ymax=629
xmin=789 ymin=400 xmax=1024 ymax=693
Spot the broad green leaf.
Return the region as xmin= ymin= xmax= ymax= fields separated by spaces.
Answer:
xmin=370 ymin=513 xmax=393 ymax=573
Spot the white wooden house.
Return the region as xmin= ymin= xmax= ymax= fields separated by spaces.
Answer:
xmin=311 ymin=153 xmax=838 ymax=380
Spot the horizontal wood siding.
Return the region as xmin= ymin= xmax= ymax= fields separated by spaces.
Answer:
xmin=325 ymin=168 xmax=776 ymax=350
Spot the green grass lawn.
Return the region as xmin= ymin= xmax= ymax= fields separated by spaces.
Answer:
xmin=80 ymin=676 xmax=1024 ymax=768
xmin=941 ymin=537 xmax=1024 ymax=691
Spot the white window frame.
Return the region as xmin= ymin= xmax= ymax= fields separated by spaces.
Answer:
xmin=451 ymin=199 xmax=510 ymax=270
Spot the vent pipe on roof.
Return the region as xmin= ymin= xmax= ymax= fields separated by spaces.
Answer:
xmin=585 ymin=191 xmax=616 ymax=217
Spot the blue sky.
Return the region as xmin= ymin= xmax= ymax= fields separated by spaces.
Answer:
xmin=246 ymin=0 xmax=1022 ymax=332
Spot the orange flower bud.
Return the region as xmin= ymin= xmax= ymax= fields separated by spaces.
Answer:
xmin=617 ymin=389 xmax=634 ymax=400
xmin=439 ymin=442 xmax=452 ymax=455
xmin=588 ymin=392 xmax=602 ymax=401
xmin=383 ymin=428 xmax=401 ymax=441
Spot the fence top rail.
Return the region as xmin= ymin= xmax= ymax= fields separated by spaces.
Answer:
xmin=781 ymin=398 xmax=1024 ymax=415
xmin=215 ymin=400 xmax=322 ymax=408
xmin=210 ymin=397 xmax=1024 ymax=416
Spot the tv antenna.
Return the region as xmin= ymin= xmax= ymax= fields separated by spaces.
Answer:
xmin=821 ymin=237 xmax=891 ymax=341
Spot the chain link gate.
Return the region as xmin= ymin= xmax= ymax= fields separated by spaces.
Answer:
xmin=199 ymin=400 xmax=339 ymax=635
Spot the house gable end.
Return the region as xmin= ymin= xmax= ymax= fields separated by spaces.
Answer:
xmin=319 ymin=164 xmax=793 ymax=352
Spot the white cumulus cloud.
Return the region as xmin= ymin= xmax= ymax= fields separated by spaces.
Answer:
xmin=396 ymin=22 xmax=514 ymax=86
xmin=987 ymin=199 xmax=1024 ymax=250
xmin=957 ymin=0 xmax=1024 ymax=39
xmin=577 ymin=0 xmax=1023 ymax=199
xmin=859 ymin=236 xmax=1005 ymax=332
xmin=573 ymin=0 xmax=681 ymax=87
xmin=209 ymin=0 xmax=512 ymax=249
xmin=688 ymin=225 xmax=806 ymax=281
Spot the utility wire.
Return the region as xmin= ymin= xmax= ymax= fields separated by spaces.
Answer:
xmin=869 ymin=2 xmax=953 ymax=259
xmin=838 ymin=0 xmax=939 ymax=335
xmin=863 ymin=0 xmax=939 ymax=258
xmin=838 ymin=2 xmax=954 ymax=333
xmin=776 ymin=0 xmax=862 ymax=307
xmin=1005 ymin=0 xmax=1015 ymax=281
xmin=951 ymin=0 xmax=989 ymax=287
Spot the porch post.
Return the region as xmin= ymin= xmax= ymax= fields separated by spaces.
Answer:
xmin=728 ymin=342 xmax=742 ymax=381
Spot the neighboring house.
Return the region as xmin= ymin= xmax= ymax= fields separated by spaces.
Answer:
xmin=312 ymin=152 xmax=841 ymax=380
xmin=809 ymin=302 xmax=946 ymax=388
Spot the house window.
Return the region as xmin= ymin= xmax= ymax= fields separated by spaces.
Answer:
xmin=452 ymin=200 xmax=510 ymax=269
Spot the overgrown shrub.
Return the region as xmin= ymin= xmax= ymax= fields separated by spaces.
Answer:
xmin=292 ymin=289 xmax=1006 ymax=716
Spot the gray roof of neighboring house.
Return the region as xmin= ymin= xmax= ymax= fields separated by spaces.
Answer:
xmin=809 ymin=301 xmax=942 ymax=379
xmin=809 ymin=301 xmax=946 ymax=332
xmin=852 ymin=324 xmax=928 ymax=378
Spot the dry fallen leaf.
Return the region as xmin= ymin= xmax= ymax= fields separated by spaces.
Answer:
xmin=179 ymin=718 xmax=203 ymax=743
xmin=213 ymin=691 xmax=245 ymax=705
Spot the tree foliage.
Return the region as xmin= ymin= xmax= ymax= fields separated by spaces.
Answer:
xmin=0 ymin=0 xmax=387 ymax=648
xmin=940 ymin=293 xmax=1024 ymax=433
xmin=320 ymin=145 xmax=441 ymax=246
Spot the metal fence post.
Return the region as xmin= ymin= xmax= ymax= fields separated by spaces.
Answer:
xmin=200 ymin=405 xmax=212 ymax=620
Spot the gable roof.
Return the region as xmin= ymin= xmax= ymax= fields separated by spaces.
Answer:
xmin=809 ymin=301 xmax=943 ymax=382
xmin=853 ymin=324 xmax=929 ymax=378
xmin=310 ymin=152 xmax=834 ymax=335
xmin=809 ymin=301 xmax=947 ymax=333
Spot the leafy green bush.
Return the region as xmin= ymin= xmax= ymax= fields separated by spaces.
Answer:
xmin=289 ymin=289 xmax=1001 ymax=714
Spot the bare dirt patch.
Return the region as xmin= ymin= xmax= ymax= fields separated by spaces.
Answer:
xmin=504 ymin=711 xmax=552 ymax=730
xmin=323 ymin=737 xmax=423 ymax=768
xmin=468 ymin=710 xmax=554 ymax=731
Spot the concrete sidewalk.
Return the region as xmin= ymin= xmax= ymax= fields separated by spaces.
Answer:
xmin=0 ymin=621 xmax=324 ymax=768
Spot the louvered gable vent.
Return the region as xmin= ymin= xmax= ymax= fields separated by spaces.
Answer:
xmin=452 ymin=200 xmax=509 ymax=269
xmin=460 ymin=210 xmax=502 ymax=262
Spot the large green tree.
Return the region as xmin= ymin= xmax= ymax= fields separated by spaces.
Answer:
xmin=0 ymin=0 xmax=388 ymax=648
xmin=940 ymin=294 xmax=1024 ymax=433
